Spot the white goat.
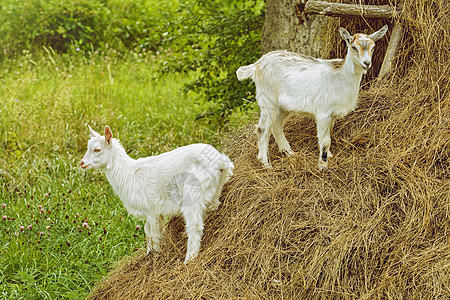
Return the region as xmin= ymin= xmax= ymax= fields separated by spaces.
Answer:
xmin=80 ymin=126 xmax=234 ymax=263
xmin=237 ymin=25 xmax=388 ymax=169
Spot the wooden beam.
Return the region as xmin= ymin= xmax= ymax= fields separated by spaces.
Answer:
xmin=305 ymin=0 xmax=402 ymax=19
xmin=378 ymin=22 xmax=403 ymax=78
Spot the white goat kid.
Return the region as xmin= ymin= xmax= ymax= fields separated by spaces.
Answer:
xmin=80 ymin=126 xmax=234 ymax=263
xmin=237 ymin=25 xmax=388 ymax=169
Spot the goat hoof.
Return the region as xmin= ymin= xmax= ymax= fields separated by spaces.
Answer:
xmin=146 ymin=246 xmax=160 ymax=255
xmin=184 ymin=253 xmax=198 ymax=264
xmin=281 ymin=149 xmax=295 ymax=156
xmin=146 ymin=250 xmax=161 ymax=260
xmin=257 ymin=153 xmax=264 ymax=161
xmin=263 ymin=163 xmax=273 ymax=169
xmin=318 ymin=161 xmax=328 ymax=170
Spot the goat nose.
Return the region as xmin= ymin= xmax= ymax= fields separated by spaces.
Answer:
xmin=363 ymin=61 xmax=371 ymax=68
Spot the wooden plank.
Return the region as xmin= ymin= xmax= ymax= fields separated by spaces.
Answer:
xmin=305 ymin=0 xmax=401 ymax=19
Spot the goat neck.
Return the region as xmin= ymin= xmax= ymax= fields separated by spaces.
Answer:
xmin=103 ymin=140 xmax=136 ymax=197
xmin=342 ymin=46 xmax=365 ymax=79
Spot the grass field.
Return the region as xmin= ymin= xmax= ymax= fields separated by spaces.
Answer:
xmin=0 ymin=49 xmax=254 ymax=299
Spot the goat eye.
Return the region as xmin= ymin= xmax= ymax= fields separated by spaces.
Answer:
xmin=93 ymin=148 xmax=101 ymax=153
xmin=351 ymin=45 xmax=358 ymax=51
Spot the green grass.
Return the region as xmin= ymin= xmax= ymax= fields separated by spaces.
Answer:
xmin=0 ymin=49 xmax=254 ymax=299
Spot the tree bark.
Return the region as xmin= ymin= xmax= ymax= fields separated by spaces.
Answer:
xmin=305 ymin=0 xmax=402 ymax=19
xmin=261 ymin=0 xmax=327 ymax=57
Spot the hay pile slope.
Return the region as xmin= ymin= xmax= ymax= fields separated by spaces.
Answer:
xmin=89 ymin=0 xmax=449 ymax=298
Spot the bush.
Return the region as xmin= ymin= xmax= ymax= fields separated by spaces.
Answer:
xmin=157 ymin=0 xmax=265 ymax=125
xmin=0 ymin=0 xmax=177 ymax=56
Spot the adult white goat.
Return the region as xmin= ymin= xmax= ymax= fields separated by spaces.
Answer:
xmin=237 ymin=25 xmax=388 ymax=169
xmin=80 ymin=126 xmax=234 ymax=263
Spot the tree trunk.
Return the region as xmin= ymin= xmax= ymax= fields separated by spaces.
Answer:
xmin=261 ymin=0 xmax=327 ymax=57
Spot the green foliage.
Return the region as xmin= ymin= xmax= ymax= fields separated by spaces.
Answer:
xmin=158 ymin=0 xmax=265 ymax=125
xmin=0 ymin=0 xmax=177 ymax=56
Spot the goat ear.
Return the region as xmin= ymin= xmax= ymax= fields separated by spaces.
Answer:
xmin=370 ymin=25 xmax=388 ymax=42
xmin=88 ymin=125 xmax=101 ymax=138
xmin=105 ymin=126 xmax=113 ymax=145
xmin=339 ymin=27 xmax=353 ymax=44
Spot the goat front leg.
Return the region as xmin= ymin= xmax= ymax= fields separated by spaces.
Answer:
xmin=144 ymin=214 xmax=162 ymax=254
xmin=182 ymin=207 xmax=205 ymax=263
xmin=328 ymin=118 xmax=335 ymax=157
xmin=316 ymin=115 xmax=334 ymax=170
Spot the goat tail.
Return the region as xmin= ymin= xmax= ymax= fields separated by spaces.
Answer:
xmin=236 ymin=64 xmax=256 ymax=81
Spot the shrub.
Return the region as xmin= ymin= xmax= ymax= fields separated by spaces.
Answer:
xmin=0 ymin=0 xmax=177 ymax=57
xmin=157 ymin=0 xmax=265 ymax=126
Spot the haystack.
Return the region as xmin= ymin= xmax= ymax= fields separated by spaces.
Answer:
xmin=89 ymin=0 xmax=449 ymax=298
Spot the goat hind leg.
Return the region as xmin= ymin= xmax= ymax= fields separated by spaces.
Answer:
xmin=255 ymin=111 xmax=272 ymax=168
xmin=255 ymin=115 xmax=265 ymax=162
xmin=272 ymin=109 xmax=293 ymax=156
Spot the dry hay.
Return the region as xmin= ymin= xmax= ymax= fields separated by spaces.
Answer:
xmin=89 ymin=0 xmax=449 ymax=299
